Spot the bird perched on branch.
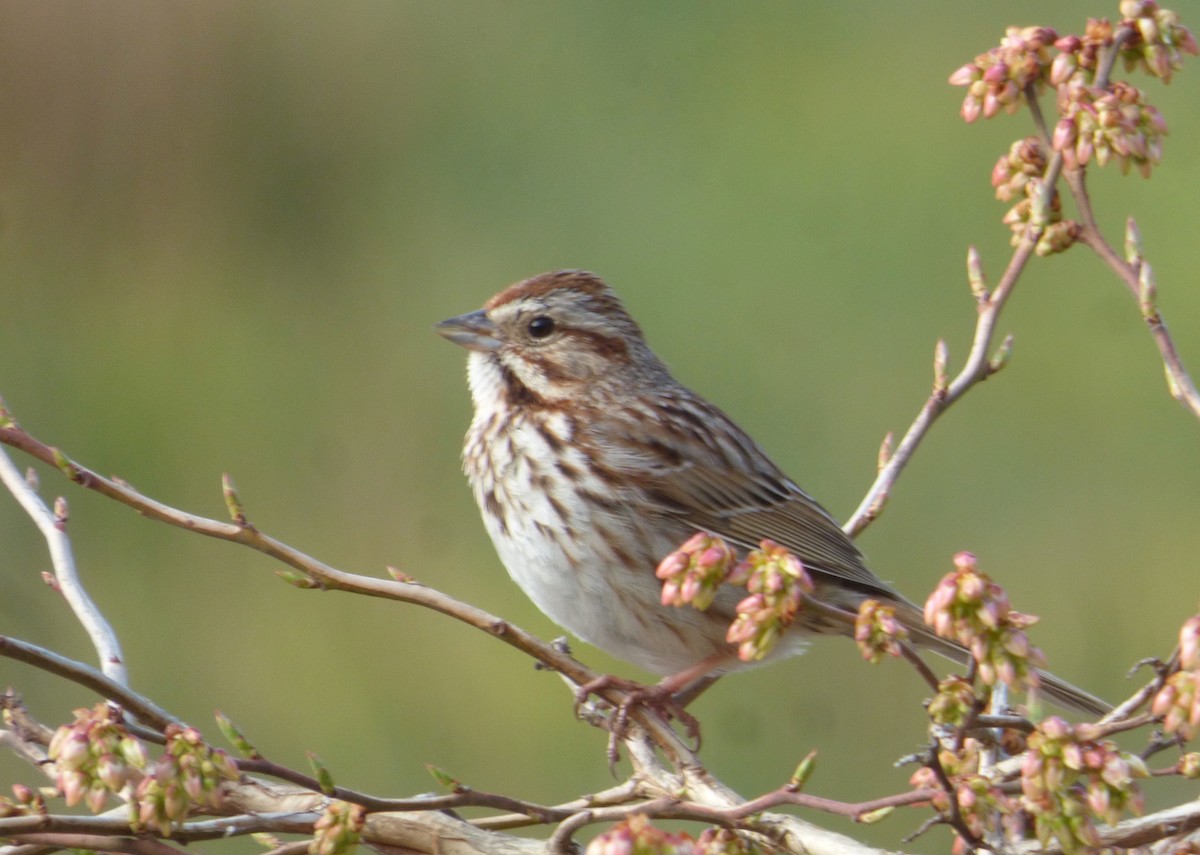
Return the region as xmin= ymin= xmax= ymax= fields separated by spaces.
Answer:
xmin=437 ymin=270 xmax=1108 ymax=717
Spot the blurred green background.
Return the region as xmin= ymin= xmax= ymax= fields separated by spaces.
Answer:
xmin=2 ymin=2 xmax=1199 ymax=850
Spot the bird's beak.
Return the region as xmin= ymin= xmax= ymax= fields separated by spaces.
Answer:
xmin=435 ymin=309 xmax=503 ymax=352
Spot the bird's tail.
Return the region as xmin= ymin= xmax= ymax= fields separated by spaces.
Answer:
xmin=890 ymin=601 xmax=1111 ymax=717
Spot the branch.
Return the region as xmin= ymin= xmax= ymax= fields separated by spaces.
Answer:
xmin=0 ymin=811 xmax=317 ymax=843
xmin=0 ymin=422 xmax=580 ymax=672
xmin=1070 ymin=204 xmax=1200 ymax=420
xmin=1011 ymin=798 xmax=1200 ymax=853
xmin=0 ymin=636 xmax=177 ymax=732
xmin=0 ymin=419 xmax=706 ymax=769
xmin=237 ymin=756 xmax=583 ymax=821
xmin=844 ymin=206 xmax=1050 ymax=536
xmin=1 ymin=833 xmax=186 ymax=855
xmin=1050 ymin=26 xmax=1200 ymax=421
xmin=0 ymin=441 xmax=126 ymax=685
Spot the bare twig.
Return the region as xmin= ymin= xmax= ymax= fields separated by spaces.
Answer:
xmin=238 ymin=756 xmax=575 ymax=821
xmin=1011 ymin=798 xmax=1200 ymax=853
xmin=1069 ymin=203 xmax=1200 ymax=420
xmin=1 ymin=833 xmax=186 ymax=855
xmin=259 ymin=843 xmax=312 ymax=855
xmin=0 ymin=812 xmax=315 ymax=842
xmin=0 ymin=444 xmax=126 ymax=685
xmin=0 ymin=636 xmax=176 ymax=732
xmin=0 ymin=424 xmax=581 ymax=674
xmin=1048 ymin=27 xmax=1200 ymax=420
xmin=0 ymin=421 xmax=700 ymax=768
xmin=845 ymin=219 xmax=1047 ymax=536
xmin=845 ymin=135 xmax=1063 ymax=537
xmin=473 ymin=781 xmax=641 ymax=831
xmin=898 ymin=643 xmax=943 ymax=693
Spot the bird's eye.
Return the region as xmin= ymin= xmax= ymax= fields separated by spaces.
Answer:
xmin=527 ymin=316 xmax=555 ymax=339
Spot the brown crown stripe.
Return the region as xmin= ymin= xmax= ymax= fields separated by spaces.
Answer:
xmin=485 ymin=270 xmax=607 ymax=310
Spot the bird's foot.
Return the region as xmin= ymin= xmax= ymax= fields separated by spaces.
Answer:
xmin=574 ymin=674 xmax=701 ymax=766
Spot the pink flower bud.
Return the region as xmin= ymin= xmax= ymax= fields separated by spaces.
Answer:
xmin=991 ymin=156 xmax=1012 ymax=190
xmin=735 ymin=592 xmax=764 ymax=615
xmin=11 ymin=784 xmax=33 ymax=804
xmin=96 ymin=754 xmax=129 ymax=792
xmin=1147 ymin=105 xmax=1168 ymax=134
xmin=933 ymin=611 xmax=953 ymax=639
xmin=1041 ymin=716 xmax=1071 ymax=740
xmin=982 ymin=91 xmax=1001 ymax=119
xmin=1052 ymin=118 xmax=1077 ymax=151
xmin=57 ymin=731 xmax=91 ymax=768
xmin=977 ymin=600 xmax=1000 ymax=629
xmin=1062 ymin=742 xmax=1084 ymax=770
xmin=1004 ymin=631 xmax=1029 ymax=657
xmin=725 ymin=619 xmax=753 ymax=646
xmin=1137 ymin=16 xmax=1161 ymax=45
xmin=1075 ymin=134 xmax=1095 ymax=166
xmin=655 ymin=551 xmax=687 ymax=580
xmin=183 ymin=770 xmax=205 ymax=802
xmin=1049 ymin=52 xmax=1077 ymax=85
xmin=995 ymin=657 xmax=1017 ymax=687
xmin=948 ymin=64 xmax=979 ymax=86
xmin=1179 ymin=753 xmax=1200 ymax=778
xmin=961 ymin=96 xmax=982 ymax=124
xmin=977 ymin=660 xmax=996 ymax=686
xmin=163 ymin=781 xmax=187 ymax=821
xmin=1180 ymin=28 xmax=1199 ymax=55
xmin=85 ymin=781 xmax=109 ymax=814
xmin=1042 ymin=760 xmax=1064 ymax=792
xmin=982 ymin=62 xmax=1009 ymax=84
xmin=60 ymin=769 xmax=88 ymax=806
xmin=1086 ymin=784 xmax=1111 ymax=820
xmin=600 ymin=834 xmax=633 ymax=855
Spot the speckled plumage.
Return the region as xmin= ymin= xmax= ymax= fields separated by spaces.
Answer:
xmin=437 ymin=270 xmax=1108 ymax=714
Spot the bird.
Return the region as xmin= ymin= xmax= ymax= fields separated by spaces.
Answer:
xmin=436 ymin=269 xmax=1108 ymax=716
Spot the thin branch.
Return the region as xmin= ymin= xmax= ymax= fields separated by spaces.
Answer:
xmin=547 ymin=809 xmax=598 ymax=855
xmin=2 ymin=833 xmax=186 ymax=855
xmin=844 ymin=164 xmax=1059 ymax=536
xmin=1011 ymin=798 xmax=1200 ymax=853
xmin=259 ymin=843 xmax=312 ymax=855
xmin=0 ymin=813 xmax=315 ymax=842
xmin=473 ymin=781 xmax=641 ymax=831
xmin=0 ymin=443 xmax=126 ymax=686
xmin=899 ymin=643 xmax=943 ymax=693
xmin=1097 ymin=26 xmax=1137 ymax=90
xmin=1068 ymin=195 xmax=1200 ymax=420
xmin=0 ymin=421 xmax=700 ymax=768
xmin=237 ymin=757 xmax=574 ymax=821
xmin=0 ymin=636 xmax=177 ymax=732
xmin=0 ymin=423 xmax=585 ymax=674
xmin=925 ymin=747 xmax=980 ymax=849
xmin=1049 ymin=26 xmax=1200 ymax=420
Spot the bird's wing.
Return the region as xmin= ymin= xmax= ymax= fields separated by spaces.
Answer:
xmin=586 ymin=396 xmax=895 ymax=597
xmin=652 ymin=451 xmax=894 ymax=597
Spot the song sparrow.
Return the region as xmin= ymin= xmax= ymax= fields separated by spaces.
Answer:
xmin=437 ymin=270 xmax=1107 ymax=715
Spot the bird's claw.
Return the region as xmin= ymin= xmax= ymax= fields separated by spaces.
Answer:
xmin=574 ymin=674 xmax=702 ymax=768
